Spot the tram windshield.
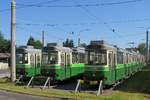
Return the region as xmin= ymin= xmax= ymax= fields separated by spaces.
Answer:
xmin=48 ymin=51 xmax=58 ymax=64
xmin=16 ymin=53 xmax=28 ymax=64
xmin=43 ymin=51 xmax=58 ymax=64
xmin=88 ymin=50 xmax=107 ymax=65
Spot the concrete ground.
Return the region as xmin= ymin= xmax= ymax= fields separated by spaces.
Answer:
xmin=0 ymin=90 xmax=56 ymax=100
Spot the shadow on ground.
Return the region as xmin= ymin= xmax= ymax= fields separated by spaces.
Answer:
xmin=114 ymin=67 xmax=150 ymax=95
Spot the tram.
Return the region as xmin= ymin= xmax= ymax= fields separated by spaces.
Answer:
xmin=41 ymin=43 xmax=85 ymax=81
xmin=84 ymin=40 xmax=145 ymax=86
xmin=16 ymin=46 xmax=42 ymax=77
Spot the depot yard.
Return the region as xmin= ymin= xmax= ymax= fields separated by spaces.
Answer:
xmin=0 ymin=66 xmax=150 ymax=100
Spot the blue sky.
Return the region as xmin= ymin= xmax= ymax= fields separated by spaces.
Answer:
xmin=0 ymin=0 xmax=150 ymax=48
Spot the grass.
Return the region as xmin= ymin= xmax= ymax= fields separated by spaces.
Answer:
xmin=0 ymin=67 xmax=150 ymax=100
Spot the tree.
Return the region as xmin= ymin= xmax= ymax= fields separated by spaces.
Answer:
xmin=0 ymin=32 xmax=10 ymax=53
xmin=138 ymin=43 xmax=146 ymax=55
xmin=27 ymin=36 xmax=42 ymax=49
xmin=34 ymin=40 xmax=42 ymax=49
xmin=27 ymin=36 xmax=35 ymax=46
xmin=63 ymin=38 xmax=74 ymax=48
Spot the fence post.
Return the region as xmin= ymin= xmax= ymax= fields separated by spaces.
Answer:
xmin=75 ymin=79 xmax=81 ymax=93
xmin=97 ymin=80 xmax=103 ymax=96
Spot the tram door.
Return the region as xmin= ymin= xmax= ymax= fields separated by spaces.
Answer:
xmin=30 ymin=53 xmax=41 ymax=76
xmin=65 ymin=53 xmax=71 ymax=78
xmin=108 ymin=51 xmax=115 ymax=83
xmin=35 ymin=53 xmax=41 ymax=75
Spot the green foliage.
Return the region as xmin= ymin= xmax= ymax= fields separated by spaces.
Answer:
xmin=79 ymin=43 xmax=87 ymax=47
xmin=27 ymin=36 xmax=42 ymax=49
xmin=63 ymin=38 xmax=74 ymax=47
xmin=138 ymin=43 xmax=146 ymax=55
xmin=27 ymin=36 xmax=35 ymax=46
xmin=34 ymin=40 xmax=42 ymax=49
xmin=0 ymin=32 xmax=10 ymax=53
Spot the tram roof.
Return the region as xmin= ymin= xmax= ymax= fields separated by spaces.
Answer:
xmin=17 ymin=46 xmax=41 ymax=53
xmin=44 ymin=46 xmax=72 ymax=53
xmin=72 ymin=47 xmax=85 ymax=53
xmin=87 ymin=40 xmax=117 ymax=51
xmin=87 ymin=43 xmax=117 ymax=51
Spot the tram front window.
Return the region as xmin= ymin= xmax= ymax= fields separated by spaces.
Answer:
xmin=24 ymin=53 xmax=28 ymax=63
xmin=48 ymin=51 xmax=58 ymax=64
xmin=42 ymin=53 xmax=48 ymax=64
xmin=16 ymin=54 xmax=23 ymax=64
xmin=88 ymin=50 xmax=107 ymax=65
xmin=16 ymin=53 xmax=28 ymax=64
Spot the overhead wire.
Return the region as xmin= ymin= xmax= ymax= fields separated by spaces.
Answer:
xmin=70 ymin=0 xmax=146 ymax=47
xmin=16 ymin=17 xmax=150 ymax=39
xmin=1 ymin=0 xmax=145 ymax=45
xmin=17 ymin=0 xmax=143 ymax=7
xmin=0 ymin=0 xmax=62 ymax=13
xmin=72 ymin=0 xmax=123 ymax=39
xmin=0 ymin=0 xmax=144 ymax=13
xmin=17 ymin=25 xmax=65 ymax=42
xmin=16 ymin=17 xmax=150 ymax=27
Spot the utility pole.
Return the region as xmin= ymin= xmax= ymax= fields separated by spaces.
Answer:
xmin=11 ymin=0 xmax=16 ymax=82
xmin=42 ymin=31 xmax=44 ymax=47
xmin=137 ymin=27 xmax=150 ymax=65
xmin=78 ymin=37 xmax=80 ymax=47
xmin=146 ymin=30 xmax=149 ymax=65
xmin=78 ymin=29 xmax=90 ymax=46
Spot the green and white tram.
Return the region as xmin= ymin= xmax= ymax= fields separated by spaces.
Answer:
xmin=84 ymin=40 xmax=145 ymax=86
xmin=16 ymin=46 xmax=42 ymax=77
xmin=41 ymin=43 xmax=85 ymax=81
xmin=84 ymin=40 xmax=117 ymax=85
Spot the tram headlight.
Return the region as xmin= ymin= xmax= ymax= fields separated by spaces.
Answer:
xmin=92 ymin=73 xmax=96 ymax=77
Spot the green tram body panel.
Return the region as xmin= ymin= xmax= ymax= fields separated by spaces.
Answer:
xmin=84 ymin=62 xmax=144 ymax=86
xmin=84 ymin=65 xmax=116 ymax=85
xmin=16 ymin=64 xmax=41 ymax=77
xmin=41 ymin=63 xmax=85 ymax=80
xmin=115 ymin=64 xmax=126 ymax=81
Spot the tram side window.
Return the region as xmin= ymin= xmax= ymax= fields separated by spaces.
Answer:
xmin=37 ymin=55 xmax=41 ymax=64
xmin=78 ymin=53 xmax=85 ymax=63
xmin=124 ymin=55 xmax=126 ymax=64
xmin=85 ymin=52 xmax=88 ymax=64
xmin=108 ymin=53 xmax=112 ymax=68
xmin=72 ymin=52 xmax=78 ymax=63
xmin=30 ymin=54 xmax=34 ymax=66
xmin=127 ymin=55 xmax=129 ymax=63
xmin=24 ymin=53 xmax=28 ymax=64
xmin=42 ymin=53 xmax=48 ymax=64
xmin=61 ymin=53 xmax=65 ymax=66
xmin=67 ymin=54 xmax=70 ymax=65
xmin=89 ymin=52 xmax=95 ymax=64
xmin=114 ymin=54 xmax=116 ymax=65
xmin=95 ymin=53 xmax=100 ymax=64
xmin=117 ymin=52 xmax=123 ymax=64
